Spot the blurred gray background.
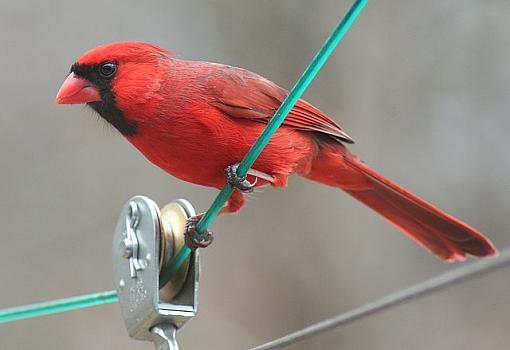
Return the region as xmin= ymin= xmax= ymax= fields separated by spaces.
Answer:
xmin=1 ymin=0 xmax=510 ymax=349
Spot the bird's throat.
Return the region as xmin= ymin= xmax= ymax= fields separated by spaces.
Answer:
xmin=87 ymin=97 xmax=138 ymax=137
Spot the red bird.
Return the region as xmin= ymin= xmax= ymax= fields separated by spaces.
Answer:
xmin=56 ymin=41 xmax=497 ymax=261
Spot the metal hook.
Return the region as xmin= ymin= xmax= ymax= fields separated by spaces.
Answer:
xmin=151 ymin=324 xmax=179 ymax=350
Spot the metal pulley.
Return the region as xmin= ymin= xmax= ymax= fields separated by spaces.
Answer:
xmin=112 ymin=196 xmax=200 ymax=350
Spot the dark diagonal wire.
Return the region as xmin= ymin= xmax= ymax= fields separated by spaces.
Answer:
xmin=249 ymin=249 xmax=510 ymax=350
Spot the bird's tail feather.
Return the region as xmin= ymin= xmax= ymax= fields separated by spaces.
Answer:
xmin=304 ymin=147 xmax=497 ymax=261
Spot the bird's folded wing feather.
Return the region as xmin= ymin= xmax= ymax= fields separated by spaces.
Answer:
xmin=209 ymin=66 xmax=354 ymax=144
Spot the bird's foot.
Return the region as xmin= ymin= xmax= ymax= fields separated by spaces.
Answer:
xmin=184 ymin=214 xmax=214 ymax=250
xmin=225 ymin=163 xmax=257 ymax=193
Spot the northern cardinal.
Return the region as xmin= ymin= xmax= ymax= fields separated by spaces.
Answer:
xmin=56 ymin=41 xmax=497 ymax=261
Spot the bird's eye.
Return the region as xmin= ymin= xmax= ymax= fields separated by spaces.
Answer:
xmin=99 ymin=62 xmax=117 ymax=78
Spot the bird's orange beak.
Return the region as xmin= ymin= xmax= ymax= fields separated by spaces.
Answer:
xmin=55 ymin=73 xmax=101 ymax=104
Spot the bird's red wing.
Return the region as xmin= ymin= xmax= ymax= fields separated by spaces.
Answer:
xmin=210 ymin=67 xmax=354 ymax=144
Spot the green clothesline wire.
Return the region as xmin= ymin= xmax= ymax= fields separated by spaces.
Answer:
xmin=159 ymin=0 xmax=369 ymax=286
xmin=0 ymin=291 xmax=118 ymax=324
xmin=0 ymin=0 xmax=368 ymax=324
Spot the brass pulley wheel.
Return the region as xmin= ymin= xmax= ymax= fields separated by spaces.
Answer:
xmin=158 ymin=200 xmax=194 ymax=300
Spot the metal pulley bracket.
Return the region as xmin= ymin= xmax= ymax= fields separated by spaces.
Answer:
xmin=112 ymin=196 xmax=199 ymax=349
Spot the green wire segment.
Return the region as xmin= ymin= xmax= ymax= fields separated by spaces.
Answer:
xmin=160 ymin=0 xmax=369 ymax=286
xmin=0 ymin=290 xmax=118 ymax=324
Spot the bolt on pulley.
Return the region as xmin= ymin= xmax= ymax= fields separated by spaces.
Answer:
xmin=112 ymin=196 xmax=200 ymax=350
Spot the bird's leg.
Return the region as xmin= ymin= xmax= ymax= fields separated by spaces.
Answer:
xmin=185 ymin=164 xmax=274 ymax=249
xmin=184 ymin=191 xmax=244 ymax=249
xmin=246 ymin=168 xmax=275 ymax=184
xmin=224 ymin=163 xmax=258 ymax=193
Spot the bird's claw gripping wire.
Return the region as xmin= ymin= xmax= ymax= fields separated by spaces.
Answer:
xmin=184 ymin=214 xmax=214 ymax=250
xmin=225 ymin=163 xmax=257 ymax=193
